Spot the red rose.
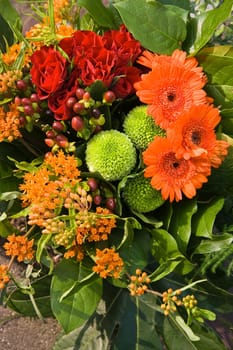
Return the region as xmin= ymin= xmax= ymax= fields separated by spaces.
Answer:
xmin=48 ymin=71 xmax=78 ymax=120
xmin=30 ymin=46 xmax=68 ymax=99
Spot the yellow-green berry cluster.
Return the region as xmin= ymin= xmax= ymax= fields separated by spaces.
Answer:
xmin=128 ymin=269 xmax=151 ymax=296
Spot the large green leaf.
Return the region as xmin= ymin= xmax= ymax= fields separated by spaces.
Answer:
xmin=53 ymin=287 xmax=164 ymax=350
xmin=169 ymin=198 xmax=197 ymax=254
xmin=192 ymin=197 xmax=225 ymax=238
xmin=150 ymin=228 xmax=194 ymax=281
xmin=114 ymin=0 xmax=187 ymax=54
xmin=184 ymin=1 xmax=233 ymax=55
xmin=51 ymin=259 xmax=103 ymax=333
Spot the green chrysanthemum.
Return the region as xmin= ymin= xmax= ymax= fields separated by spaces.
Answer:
xmin=86 ymin=130 xmax=136 ymax=181
xmin=123 ymin=105 xmax=166 ymax=150
xmin=122 ymin=173 xmax=165 ymax=213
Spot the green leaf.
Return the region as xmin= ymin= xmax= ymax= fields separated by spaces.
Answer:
xmin=169 ymin=198 xmax=197 ymax=253
xmin=184 ymin=1 xmax=233 ymax=54
xmin=150 ymin=228 xmax=194 ymax=281
xmin=203 ymin=144 xmax=233 ymax=195
xmin=114 ymin=0 xmax=187 ymax=54
xmin=119 ymin=228 xmax=151 ymax=274
xmin=192 ymin=197 xmax=225 ymax=238
xmin=6 ymin=275 xmax=53 ymax=317
xmin=51 ymin=259 xmax=103 ymax=333
xmin=78 ymin=0 xmax=119 ymax=29
xmin=36 ymin=233 xmax=52 ymax=263
xmin=0 ymin=0 xmax=22 ymax=52
xmin=162 ymin=316 xmax=226 ymax=350
xmin=175 ymin=316 xmax=200 ymax=341
xmin=193 ymin=233 xmax=233 ymax=256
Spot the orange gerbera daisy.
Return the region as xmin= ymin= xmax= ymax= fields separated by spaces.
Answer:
xmin=166 ymin=104 xmax=228 ymax=163
xmin=143 ymin=137 xmax=211 ymax=202
xmin=137 ymin=49 xmax=207 ymax=84
xmin=134 ymin=63 xmax=208 ymax=130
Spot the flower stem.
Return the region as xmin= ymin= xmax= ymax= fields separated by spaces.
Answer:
xmin=29 ymin=293 xmax=44 ymax=322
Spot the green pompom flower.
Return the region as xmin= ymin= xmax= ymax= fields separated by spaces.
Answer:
xmin=123 ymin=105 xmax=165 ymax=150
xmin=122 ymin=173 xmax=165 ymax=213
xmin=86 ymin=130 xmax=136 ymax=181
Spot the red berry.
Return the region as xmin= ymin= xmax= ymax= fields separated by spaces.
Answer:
xmin=16 ymin=80 xmax=27 ymax=91
xmin=94 ymin=195 xmax=102 ymax=205
xmin=46 ymin=130 xmax=56 ymax=138
xmin=71 ymin=116 xmax=84 ymax=131
xmin=52 ymin=121 xmax=65 ymax=132
xmin=87 ymin=178 xmax=98 ymax=192
xmin=73 ymin=102 xmax=84 ymax=114
xmin=21 ymin=97 xmax=31 ymax=105
xmin=66 ymin=96 xmax=77 ymax=109
xmin=56 ymin=134 xmax=68 ymax=148
xmin=83 ymin=91 xmax=91 ymax=101
xmin=24 ymin=104 xmax=34 ymax=116
xmin=106 ymin=198 xmax=116 ymax=211
xmin=14 ymin=96 xmax=21 ymax=105
xmin=30 ymin=93 xmax=40 ymax=103
xmin=44 ymin=138 xmax=55 ymax=147
xmin=103 ymin=91 xmax=116 ymax=104
xmin=75 ymin=88 xmax=85 ymax=100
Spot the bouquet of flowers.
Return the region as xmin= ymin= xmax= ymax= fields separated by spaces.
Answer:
xmin=1 ymin=0 xmax=233 ymax=349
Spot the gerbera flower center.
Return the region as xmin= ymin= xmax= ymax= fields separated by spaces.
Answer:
xmin=191 ymin=130 xmax=201 ymax=145
xmin=163 ymin=152 xmax=189 ymax=178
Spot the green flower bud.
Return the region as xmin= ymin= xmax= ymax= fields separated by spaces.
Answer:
xmin=122 ymin=173 xmax=165 ymax=213
xmin=86 ymin=130 xmax=136 ymax=181
xmin=123 ymin=105 xmax=166 ymax=150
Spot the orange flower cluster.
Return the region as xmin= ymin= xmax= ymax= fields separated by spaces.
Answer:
xmin=128 ymin=269 xmax=151 ymax=296
xmin=0 ymin=264 xmax=10 ymax=290
xmin=0 ymin=102 xmax=22 ymax=142
xmin=76 ymin=207 xmax=117 ymax=244
xmin=2 ymin=43 xmax=21 ymax=66
xmin=135 ymin=49 xmax=229 ymax=202
xmin=20 ymin=151 xmax=116 ymax=262
xmin=3 ymin=234 xmax=34 ymax=262
xmin=92 ymin=248 xmax=124 ymax=279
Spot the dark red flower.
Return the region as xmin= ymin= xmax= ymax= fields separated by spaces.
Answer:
xmin=30 ymin=46 xmax=67 ymax=99
xmin=48 ymin=71 xmax=79 ymax=120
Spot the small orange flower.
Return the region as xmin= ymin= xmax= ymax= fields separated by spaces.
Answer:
xmin=64 ymin=244 xmax=84 ymax=261
xmin=166 ymin=104 xmax=229 ymax=165
xmin=0 ymin=103 xmax=22 ymax=142
xmin=128 ymin=269 xmax=151 ymax=296
xmin=92 ymin=248 xmax=124 ymax=279
xmin=134 ymin=61 xmax=208 ymax=130
xmin=4 ymin=234 xmax=34 ymax=262
xmin=2 ymin=43 xmax=21 ymax=66
xmin=45 ymin=150 xmax=80 ymax=180
xmin=0 ymin=265 xmax=10 ymax=289
xmin=143 ymin=137 xmax=211 ymax=202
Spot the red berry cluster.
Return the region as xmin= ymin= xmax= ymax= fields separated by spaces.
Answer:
xmin=14 ymin=89 xmax=41 ymax=132
xmin=87 ymin=177 xmax=116 ymax=212
xmin=67 ymin=88 xmax=116 ymax=137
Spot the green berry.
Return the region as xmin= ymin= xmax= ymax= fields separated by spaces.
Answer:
xmin=122 ymin=173 xmax=165 ymax=213
xmin=86 ymin=130 xmax=136 ymax=181
xmin=123 ymin=105 xmax=166 ymax=150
